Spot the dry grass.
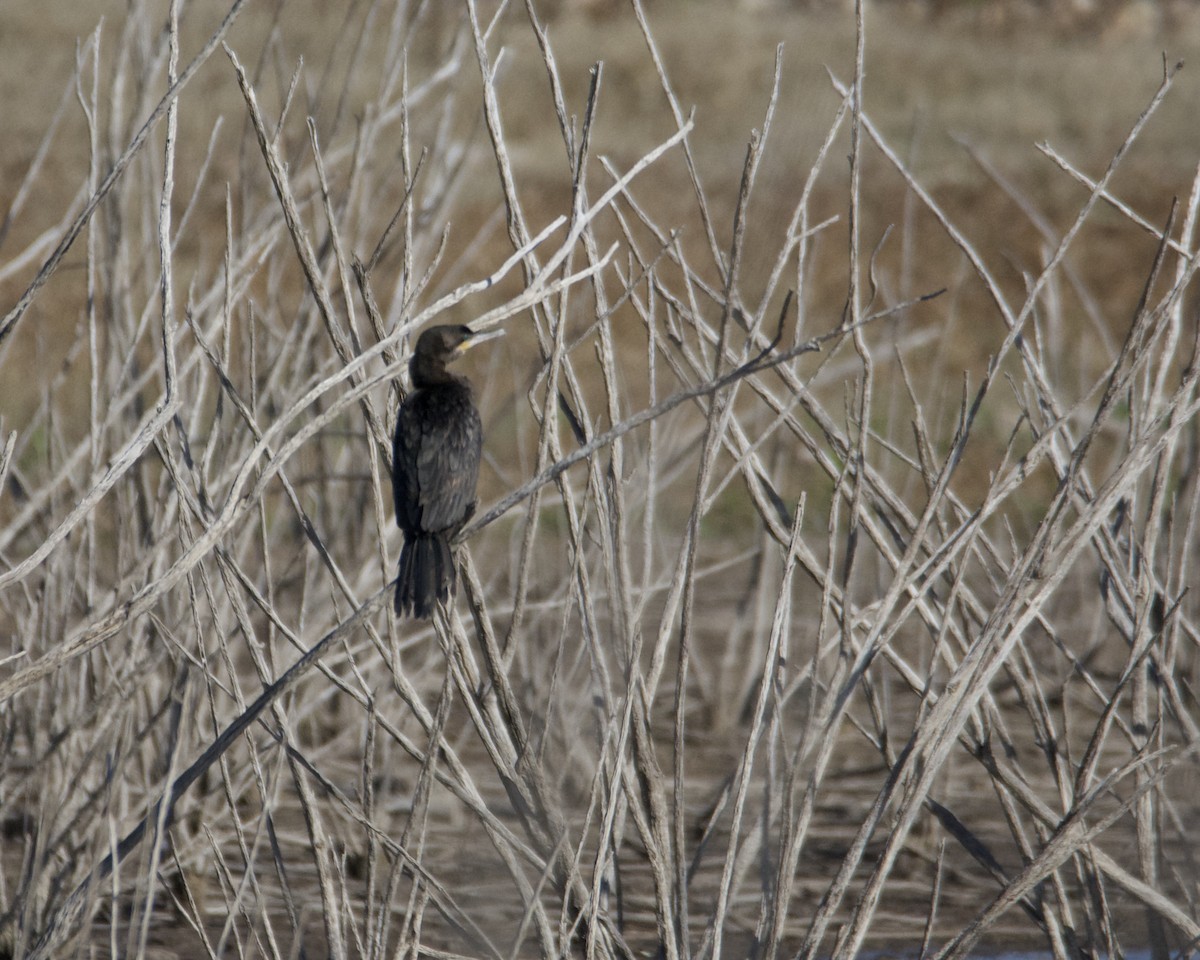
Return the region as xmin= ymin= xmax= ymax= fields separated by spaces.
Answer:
xmin=1 ymin=1 xmax=1200 ymax=959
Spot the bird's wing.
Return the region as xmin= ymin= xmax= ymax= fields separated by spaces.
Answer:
xmin=392 ymin=403 xmax=422 ymax=531
xmin=416 ymin=405 xmax=482 ymax=533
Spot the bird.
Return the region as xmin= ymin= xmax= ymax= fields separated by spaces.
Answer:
xmin=392 ymin=323 xmax=504 ymax=618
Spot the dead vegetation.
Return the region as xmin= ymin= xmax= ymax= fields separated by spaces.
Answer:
xmin=0 ymin=1 xmax=1198 ymax=959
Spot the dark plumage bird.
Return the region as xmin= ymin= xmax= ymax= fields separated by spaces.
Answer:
xmin=392 ymin=324 xmax=503 ymax=618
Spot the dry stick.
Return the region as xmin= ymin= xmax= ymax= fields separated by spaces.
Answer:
xmin=403 ymin=675 xmax=501 ymax=958
xmin=670 ymin=127 xmax=772 ymax=959
xmin=552 ymin=280 xmax=907 ymax=744
xmin=499 ymin=393 xmax=657 ymax=950
xmin=436 ymin=605 xmax=577 ymax=956
xmin=586 ymin=408 xmax=641 ymax=947
xmin=764 ymin=459 xmax=853 ymax=960
xmin=918 ymin=840 xmax=946 ymax=960
xmin=748 ymin=364 xmax=1060 ymax=950
xmin=1007 ymin=645 xmax=1089 ymax=953
xmin=162 ymin=845 xmax=219 ymax=959
xmin=1067 ymin=213 xmax=1180 ymax=706
xmin=494 ymin=297 xmax=625 ymax=959
xmin=919 ymin=449 xmax=1200 ymax=946
xmin=0 ymin=0 xmax=252 ymax=348
xmin=285 ymin=744 xmax=347 ymax=960
xmin=790 ymin=18 xmax=878 ymax=948
xmin=0 ymin=392 xmax=180 ymax=594
xmin=0 ymin=430 xmax=16 ymax=518
xmin=701 ymin=498 xmax=805 ymax=960
xmin=363 ymin=45 xmax=413 ymax=294
xmin=1154 ymin=160 xmax=1200 ymax=407
xmin=854 ymin=321 xmax=1173 ymax=947
xmin=455 ymin=543 xmax=620 ymax=959
xmin=178 ymin=308 xmax=384 ymax=666
xmin=463 ymin=306 xmax=896 ymax=542
xmin=1131 ymin=420 xmax=1180 ymax=960
xmin=1127 ymin=184 xmax=1200 ymax=960
xmin=464 ymin=0 xmax=536 ymax=263
xmin=1003 ymin=209 xmax=1181 ymax=929
xmin=22 ymin=578 xmax=378 ymax=960
xmin=649 ymin=305 xmax=891 ymax=942
xmin=0 ymin=186 xmax=88 ymax=289
xmin=629 ymin=0 xmax=725 ymax=279
xmin=71 ymin=26 xmax=105 ymax=614
xmin=127 ymin=5 xmax=182 ymax=957
xmin=597 ymin=252 xmax=686 ymax=957
xmin=1039 ymin=139 xmax=1194 ymax=263
xmin=498 ymin=96 xmax=588 ymax=663
xmin=845 ymin=0 xmax=871 ymax=571
xmin=221 ymin=574 xmax=525 ymax=959
xmin=616 ymin=242 xmax=893 ymax=723
xmin=178 ymin=523 xmax=286 ymax=957
xmin=0 ymin=216 xmax=279 ymax=558
xmin=158 ymin=0 xmax=181 ymax=408
xmin=834 ymin=56 xmax=1181 ymax=374
xmin=934 ymin=745 xmax=1200 ymax=960
xmin=627 ymin=234 xmax=664 ymax=612
xmin=159 ymin=129 xmax=227 ymax=478
xmin=1139 ymin=172 xmax=1200 ymax=960
xmin=196 ymin=524 xmax=548 ymax=934
xmin=466 ymin=6 xmax=683 ymax=716
xmin=0 ymin=46 xmax=77 ymax=253
xmin=215 ymin=491 xmax=352 ymax=957
xmin=511 ymin=61 xmax=614 ymax=734
xmin=681 ymin=53 xmax=786 ymax=960
xmin=624 ymin=696 xmax=679 ymax=952
xmin=467 ymin=4 xmax=679 ymax=783
xmin=522 ymin=0 xmax=578 ymax=164
xmin=752 ymin=93 xmax=849 ymax=327
xmin=979 ymin=741 xmax=1200 ymax=945
xmin=535 ymin=53 xmax=638 ymax=959
xmin=3 ymin=115 xmax=235 ymax=585
xmin=309 ymin=119 xmax=364 ymax=354
xmin=365 ymin=144 xmax=428 ymax=277
xmin=489 ymin=31 xmax=624 ymax=945
xmin=840 ymin=10 xmax=874 ymax=785
xmin=958 ymin=138 xmax=1116 ymax=357
xmin=226 ymin=44 xmax=390 ymax=454
xmin=202 ymin=639 xmax=289 ymax=958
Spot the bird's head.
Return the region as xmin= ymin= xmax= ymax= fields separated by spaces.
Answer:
xmin=409 ymin=324 xmax=505 ymax=386
xmin=414 ymin=324 xmax=505 ymax=365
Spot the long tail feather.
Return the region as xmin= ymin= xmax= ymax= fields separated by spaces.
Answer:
xmin=395 ymin=534 xmax=455 ymax=618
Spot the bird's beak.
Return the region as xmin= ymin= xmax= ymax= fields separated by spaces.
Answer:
xmin=456 ymin=327 xmax=506 ymax=354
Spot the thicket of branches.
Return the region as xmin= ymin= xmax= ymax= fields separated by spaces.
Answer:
xmin=0 ymin=1 xmax=1198 ymax=959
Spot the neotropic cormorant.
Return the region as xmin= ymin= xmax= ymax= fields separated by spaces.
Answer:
xmin=392 ymin=324 xmax=503 ymax=618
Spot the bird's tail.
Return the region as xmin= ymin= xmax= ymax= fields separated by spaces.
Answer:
xmin=395 ymin=533 xmax=455 ymax=618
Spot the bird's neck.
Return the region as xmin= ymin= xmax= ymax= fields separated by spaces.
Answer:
xmin=410 ymin=355 xmax=462 ymax=389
